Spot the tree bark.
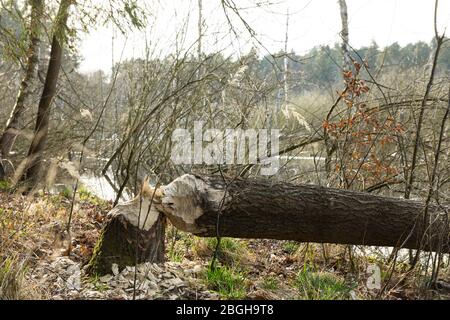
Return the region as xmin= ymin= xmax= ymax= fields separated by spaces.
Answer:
xmin=158 ymin=175 xmax=449 ymax=253
xmin=0 ymin=0 xmax=44 ymax=179
xmin=338 ymin=0 xmax=351 ymax=72
xmin=21 ymin=0 xmax=71 ymax=186
xmin=86 ymin=191 xmax=166 ymax=276
xmin=89 ymin=174 xmax=449 ymax=274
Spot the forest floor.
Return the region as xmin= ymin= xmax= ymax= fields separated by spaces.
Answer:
xmin=1 ymin=185 xmax=450 ymax=300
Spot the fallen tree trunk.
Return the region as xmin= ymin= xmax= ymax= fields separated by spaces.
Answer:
xmin=159 ymin=174 xmax=449 ymax=252
xmin=88 ymin=174 xmax=449 ymax=274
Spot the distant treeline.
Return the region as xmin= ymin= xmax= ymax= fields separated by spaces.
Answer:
xmin=254 ymin=40 xmax=450 ymax=93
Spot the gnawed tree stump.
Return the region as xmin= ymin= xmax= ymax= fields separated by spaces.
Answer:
xmin=86 ymin=186 xmax=165 ymax=275
xmin=88 ymin=174 xmax=449 ymax=275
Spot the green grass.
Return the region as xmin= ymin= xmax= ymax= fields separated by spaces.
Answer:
xmin=168 ymin=248 xmax=184 ymax=262
xmin=194 ymin=237 xmax=249 ymax=267
xmin=206 ymin=237 xmax=241 ymax=253
xmin=78 ymin=185 xmax=107 ymax=206
xmin=167 ymin=229 xmax=194 ymax=262
xmin=78 ymin=185 xmax=92 ymax=200
xmin=282 ymin=241 xmax=300 ymax=255
xmin=0 ymin=180 xmax=11 ymax=191
xmin=296 ymin=266 xmax=353 ymax=300
xmin=60 ymin=186 xmax=73 ymax=199
xmin=205 ymin=265 xmax=247 ymax=299
xmin=261 ymin=276 xmax=279 ymax=290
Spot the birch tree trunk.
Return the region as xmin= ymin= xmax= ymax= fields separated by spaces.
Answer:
xmin=338 ymin=0 xmax=351 ymax=72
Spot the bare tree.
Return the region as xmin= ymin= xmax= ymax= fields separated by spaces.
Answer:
xmin=0 ymin=0 xmax=43 ymax=178
xmin=283 ymin=8 xmax=289 ymax=111
xmin=403 ymin=0 xmax=445 ymax=268
xmin=404 ymin=0 xmax=445 ymax=200
xmin=20 ymin=0 xmax=72 ymax=187
xmin=338 ymin=0 xmax=351 ymax=72
xmin=198 ymin=0 xmax=202 ymax=61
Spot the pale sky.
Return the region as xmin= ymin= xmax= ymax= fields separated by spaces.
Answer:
xmin=78 ymin=0 xmax=450 ymax=73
